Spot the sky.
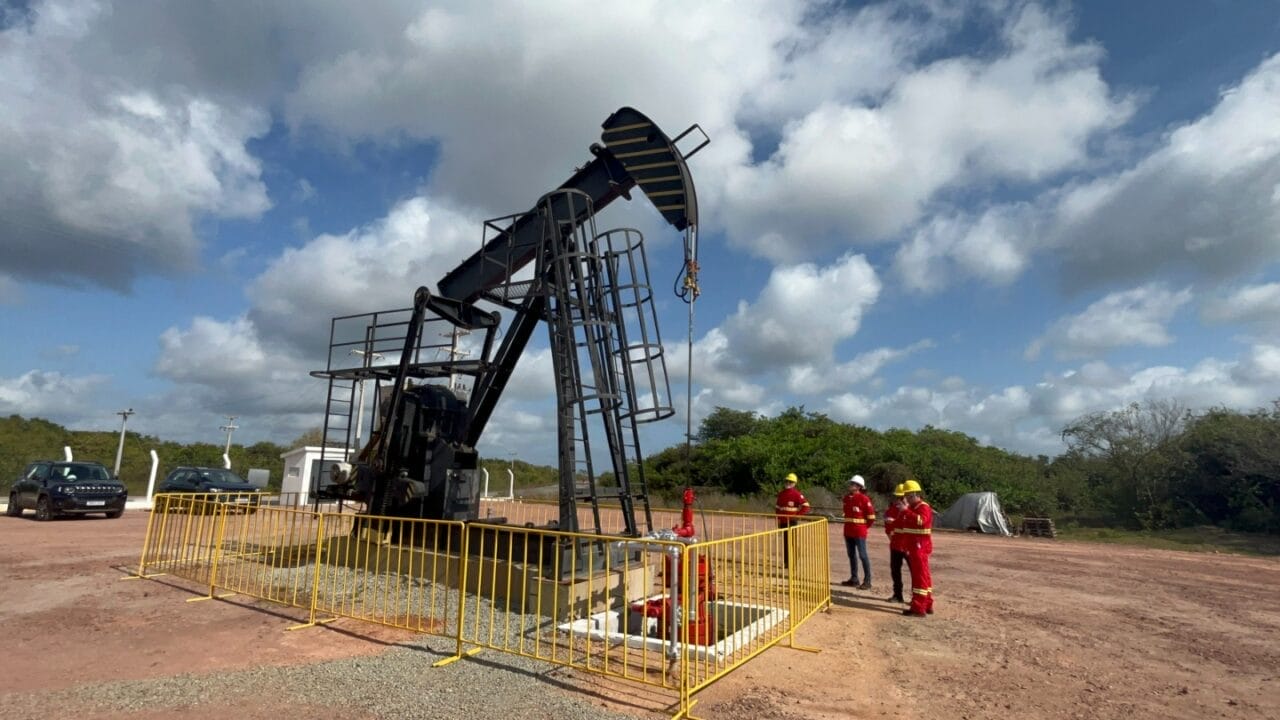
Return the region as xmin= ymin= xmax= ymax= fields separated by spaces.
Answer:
xmin=2 ymin=0 xmax=1280 ymax=467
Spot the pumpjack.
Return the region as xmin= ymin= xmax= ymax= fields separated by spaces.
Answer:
xmin=311 ymin=107 xmax=707 ymax=540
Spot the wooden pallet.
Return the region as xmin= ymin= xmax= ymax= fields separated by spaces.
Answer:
xmin=1020 ymin=517 xmax=1057 ymax=538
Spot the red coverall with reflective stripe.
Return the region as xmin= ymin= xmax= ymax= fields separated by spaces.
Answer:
xmin=898 ymin=500 xmax=934 ymax=615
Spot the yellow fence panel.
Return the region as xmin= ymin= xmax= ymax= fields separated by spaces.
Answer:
xmin=137 ymin=494 xmax=229 ymax=585
xmin=458 ymin=523 xmax=687 ymax=693
xmin=308 ymin=513 xmax=465 ymax=638
xmin=212 ymin=504 xmax=332 ymax=609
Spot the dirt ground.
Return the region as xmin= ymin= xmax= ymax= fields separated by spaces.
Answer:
xmin=1 ymin=510 xmax=1277 ymax=719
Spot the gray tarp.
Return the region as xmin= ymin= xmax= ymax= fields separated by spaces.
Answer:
xmin=936 ymin=491 xmax=1012 ymax=536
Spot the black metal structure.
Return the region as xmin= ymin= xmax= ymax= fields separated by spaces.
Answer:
xmin=310 ymin=107 xmax=705 ymax=539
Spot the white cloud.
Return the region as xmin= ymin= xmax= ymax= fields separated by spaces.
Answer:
xmin=1202 ymin=282 xmax=1280 ymax=328
xmin=894 ymin=203 xmax=1039 ymax=292
xmin=0 ymin=5 xmax=271 ymax=289
xmin=719 ymin=253 xmax=881 ymax=372
xmin=285 ymin=0 xmax=803 ymax=216
xmin=740 ymin=3 xmax=942 ymax=124
xmin=889 ymin=50 xmax=1280 ymax=296
xmin=664 ymin=253 xmax=884 ymax=437
xmin=154 ymin=315 xmax=321 ymax=415
xmin=0 ymin=370 xmax=109 ymax=419
xmin=824 ymin=343 xmax=1280 ymax=456
xmin=1049 ymin=52 xmax=1280 ymax=289
xmin=722 ymin=4 xmax=1132 ymax=262
xmin=786 ymin=340 xmax=933 ymax=394
xmin=248 ymin=196 xmax=481 ymax=352
xmin=1026 ymin=283 xmax=1192 ymax=360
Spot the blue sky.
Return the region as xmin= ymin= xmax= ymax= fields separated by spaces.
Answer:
xmin=2 ymin=0 xmax=1280 ymax=467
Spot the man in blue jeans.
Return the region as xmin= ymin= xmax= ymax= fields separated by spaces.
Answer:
xmin=840 ymin=475 xmax=876 ymax=589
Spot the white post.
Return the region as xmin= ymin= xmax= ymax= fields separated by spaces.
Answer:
xmin=222 ymin=453 xmax=231 ymax=470
xmin=353 ymin=379 xmax=366 ymax=453
xmin=146 ymin=450 xmax=159 ymax=504
xmin=482 ymin=468 xmax=490 ymax=498
xmin=63 ymin=446 xmax=73 ymax=461
xmin=350 ymin=348 xmax=383 ymax=453
xmin=505 ymin=467 xmax=515 ymax=500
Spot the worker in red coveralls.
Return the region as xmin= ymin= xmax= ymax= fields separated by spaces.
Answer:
xmin=883 ymin=483 xmax=908 ymax=604
xmin=897 ymin=479 xmax=934 ymax=616
xmin=840 ymin=474 xmax=876 ymax=589
xmin=775 ymin=472 xmax=810 ymax=569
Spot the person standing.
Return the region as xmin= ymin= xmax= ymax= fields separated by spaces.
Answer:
xmin=840 ymin=475 xmax=876 ymax=589
xmin=775 ymin=472 xmax=810 ymax=568
xmin=883 ymin=483 xmax=909 ymax=604
xmin=898 ymin=479 xmax=934 ymax=617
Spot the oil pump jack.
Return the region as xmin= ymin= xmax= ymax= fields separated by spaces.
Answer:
xmin=311 ymin=107 xmax=708 ymax=544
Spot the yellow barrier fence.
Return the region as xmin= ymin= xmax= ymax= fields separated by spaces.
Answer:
xmin=457 ymin=523 xmax=686 ymax=694
xmin=135 ymin=494 xmax=228 ymax=585
xmin=478 ymin=498 xmax=787 ymax=540
xmin=135 ymin=495 xmax=831 ymax=719
xmin=306 ymin=513 xmax=466 ymax=638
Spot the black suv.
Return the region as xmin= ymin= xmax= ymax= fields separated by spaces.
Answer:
xmin=157 ymin=467 xmax=262 ymax=511
xmin=7 ymin=461 xmax=128 ymax=520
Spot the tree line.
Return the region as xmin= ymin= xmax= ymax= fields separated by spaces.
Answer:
xmin=0 ymin=415 xmax=288 ymax=495
xmin=642 ymin=402 xmax=1280 ymax=534
xmin=6 ymin=398 xmax=1277 ymax=534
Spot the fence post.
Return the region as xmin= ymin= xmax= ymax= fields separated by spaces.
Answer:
xmin=433 ymin=520 xmax=478 ymax=667
xmin=287 ymin=509 xmax=334 ymax=631
xmin=307 ymin=512 xmax=326 ymax=624
xmin=129 ymin=494 xmax=164 ymax=579
xmin=783 ymin=521 xmax=821 ymax=653
xmin=679 ymin=542 xmax=696 ymax=720
xmin=188 ymin=501 xmax=235 ymax=602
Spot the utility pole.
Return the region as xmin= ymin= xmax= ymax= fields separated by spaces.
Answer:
xmin=440 ymin=329 xmax=471 ymax=398
xmin=113 ymin=408 xmax=134 ymax=478
xmin=220 ymin=416 xmax=239 ymax=456
xmin=350 ymin=348 xmax=384 ymax=453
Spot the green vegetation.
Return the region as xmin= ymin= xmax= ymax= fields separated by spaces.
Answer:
xmin=644 ymin=402 xmax=1280 ymax=536
xmin=7 ymin=397 xmax=1278 ymax=541
xmin=0 ymin=415 xmax=288 ymax=495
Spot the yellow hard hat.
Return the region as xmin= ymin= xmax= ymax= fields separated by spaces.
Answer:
xmin=784 ymin=472 xmax=798 ymax=484
xmin=893 ymin=483 xmax=906 ymax=497
xmin=902 ymin=479 xmax=923 ymax=494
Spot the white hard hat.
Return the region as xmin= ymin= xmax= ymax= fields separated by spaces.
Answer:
xmin=849 ymin=475 xmax=865 ymax=487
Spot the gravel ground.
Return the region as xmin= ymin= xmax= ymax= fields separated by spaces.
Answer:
xmin=5 ymin=636 xmax=643 ymax=720
xmin=0 ymin=513 xmax=668 ymax=720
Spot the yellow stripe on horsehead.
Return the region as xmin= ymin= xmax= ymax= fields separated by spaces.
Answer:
xmin=614 ymin=148 xmax=670 ymax=159
xmin=602 ymin=136 xmax=651 ymax=147
xmin=603 ymin=121 xmax=653 ymax=134
xmin=627 ymin=161 xmax=678 ymax=171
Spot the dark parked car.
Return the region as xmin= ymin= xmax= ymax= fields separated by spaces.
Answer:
xmin=157 ymin=467 xmax=262 ymax=511
xmin=7 ymin=461 xmax=128 ymax=520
